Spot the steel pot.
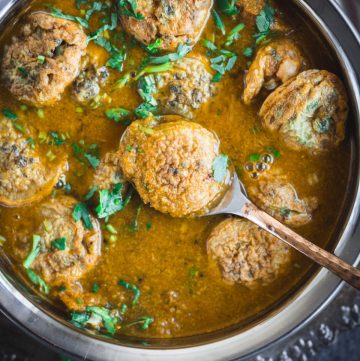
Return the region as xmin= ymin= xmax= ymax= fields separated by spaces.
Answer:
xmin=0 ymin=0 xmax=359 ymax=360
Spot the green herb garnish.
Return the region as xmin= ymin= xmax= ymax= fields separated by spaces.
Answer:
xmin=105 ymin=108 xmax=131 ymax=122
xmin=216 ymin=0 xmax=239 ymax=16
xmin=145 ymin=38 xmax=162 ymax=54
xmin=148 ymin=43 xmax=192 ymax=65
xmin=23 ymin=234 xmax=41 ymax=269
xmin=2 ymin=108 xmax=17 ymax=120
xmin=37 ymin=55 xmax=46 ymax=64
xmin=72 ymin=202 xmax=93 ymax=230
xmin=96 ymin=183 xmax=126 ymax=219
xmin=49 ymin=131 xmax=66 ymax=145
xmin=118 ymin=279 xmax=141 ymax=305
xmin=117 ymin=0 xmax=144 ymax=20
xmin=212 ymin=9 xmax=225 ymax=35
xmin=51 ymin=237 xmax=67 ymax=251
xmin=91 ymin=282 xmax=100 ymax=293
xmin=225 ymin=23 xmax=245 ymax=47
xmin=124 ymin=316 xmax=154 ymax=330
xmin=26 ymin=269 xmax=49 ymax=294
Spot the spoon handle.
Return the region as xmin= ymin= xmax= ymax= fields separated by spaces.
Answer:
xmin=241 ymin=202 xmax=360 ymax=290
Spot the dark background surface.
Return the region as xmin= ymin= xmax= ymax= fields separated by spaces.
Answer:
xmin=1 ymin=1 xmax=360 ymax=361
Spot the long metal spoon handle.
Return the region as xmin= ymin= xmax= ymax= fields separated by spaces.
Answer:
xmin=241 ymin=202 xmax=360 ymax=290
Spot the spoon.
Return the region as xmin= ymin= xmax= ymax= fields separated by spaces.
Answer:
xmin=207 ymin=173 xmax=360 ymax=289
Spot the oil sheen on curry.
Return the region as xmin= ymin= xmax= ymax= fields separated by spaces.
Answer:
xmin=0 ymin=0 xmax=351 ymax=338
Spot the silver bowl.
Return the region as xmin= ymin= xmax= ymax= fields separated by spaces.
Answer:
xmin=0 ymin=0 xmax=359 ymax=360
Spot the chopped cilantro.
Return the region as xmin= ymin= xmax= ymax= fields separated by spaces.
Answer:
xmin=225 ymin=23 xmax=245 ymax=47
xmin=26 ymin=269 xmax=49 ymax=294
xmin=18 ymin=66 xmax=28 ymax=78
xmin=91 ymin=282 xmax=100 ymax=293
xmin=96 ymin=183 xmax=126 ymax=219
xmin=148 ymin=43 xmax=192 ymax=65
xmin=49 ymin=131 xmax=66 ymax=145
xmin=216 ymin=0 xmax=239 ymax=16
xmin=105 ymin=108 xmax=131 ymax=122
xmin=146 ymin=222 xmax=152 ymax=230
xmin=37 ymin=55 xmax=46 ymax=64
xmin=48 ymin=6 xmax=89 ymax=28
xmin=51 ymin=237 xmax=67 ymax=251
xmin=212 ymin=154 xmax=229 ymax=183
xmin=145 ymin=38 xmax=162 ymax=54
xmin=212 ymin=10 xmax=225 ymax=35
xmin=118 ymin=279 xmax=141 ymax=305
xmin=256 ymin=4 xmax=275 ymax=33
xmin=2 ymin=108 xmax=17 ymax=120
xmin=87 ymin=306 xmax=118 ymax=335
xmin=84 ymin=153 xmax=100 ymax=169
xmin=23 ymin=234 xmax=41 ymax=269
xmin=243 ymin=46 xmax=254 ymax=58
xmin=117 ymin=0 xmax=144 ymax=20
xmin=72 ymin=202 xmax=93 ymax=230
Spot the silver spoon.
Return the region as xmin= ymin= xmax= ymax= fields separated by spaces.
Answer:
xmin=207 ymin=173 xmax=360 ymax=289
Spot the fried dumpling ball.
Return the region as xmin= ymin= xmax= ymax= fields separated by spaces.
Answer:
xmin=140 ymin=56 xmax=215 ymax=119
xmin=243 ymin=39 xmax=307 ymax=104
xmin=0 ymin=117 xmax=65 ymax=207
xmin=207 ymin=218 xmax=291 ymax=286
xmin=119 ymin=116 xmax=229 ymax=217
xmin=248 ymin=179 xmax=318 ymax=226
xmin=118 ymin=0 xmax=212 ymax=51
xmin=21 ymin=196 xmax=101 ymax=287
xmin=260 ymin=70 xmax=348 ymax=152
xmin=1 ymin=13 xmax=87 ymax=105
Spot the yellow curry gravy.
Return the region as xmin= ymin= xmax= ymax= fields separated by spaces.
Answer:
xmin=0 ymin=0 xmax=351 ymax=338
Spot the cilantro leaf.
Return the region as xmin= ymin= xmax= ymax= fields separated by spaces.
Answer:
xmin=2 ymin=108 xmax=18 ymax=120
xmin=105 ymin=108 xmax=131 ymax=122
xmin=145 ymin=38 xmax=162 ymax=54
xmin=23 ymin=234 xmax=41 ymax=269
xmin=149 ymin=43 xmax=192 ymax=65
xmin=117 ymin=0 xmax=144 ymax=20
xmin=118 ymin=279 xmax=141 ymax=305
xmin=212 ymin=154 xmax=229 ymax=182
xmin=96 ymin=183 xmax=125 ymax=219
xmin=216 ymin=0 xmax=239 ymax=16
xmin=84 ymin=153 xmax=100 ymax=169
xmin=51 ymin=237 xmax=67 ymax=251
xmin=212 ymin=9 xmax=225 ymax=35
xmin=26 ymin=269 xmax=49 ymax=294
xmin=256 ymin=4 xmax=275 ymax=33
xmin=72 ymin=202 xmax=93 ymax=230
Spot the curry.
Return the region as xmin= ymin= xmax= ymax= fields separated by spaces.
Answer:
xmin=0 ymin=0 xmax=351 ymax=339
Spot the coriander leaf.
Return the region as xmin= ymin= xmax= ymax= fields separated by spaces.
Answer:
xmin=105 ymin=108 xmax=131 ymax=122
xmin=243 ymin=47 xmax=254 ymax=57
xmin=51 ymin=237 xmax=67 ymax=251
xmin=96 ymin=183 xmax=125 ymax=219
xmin=202 ymin=39 xmax=218 ymax=51
xmin=26 ymin=269 xmax=49 ymax=294
xmin=117 ymin=0 xmax=144 ymax=20
xmin=91 ymin=282 xmax=100 ymax=293
xmin=86 ymin=306 xmax=118 ymax=335
xmin=118 ymin=279 xmax=141 ymax=305
xmin=256 ymin=4 xmax=275 ymax=33
xmin=212 ymin=9 xmax=225 ymax=35
xmin=216 ymin=0 xmax=239 ymax=16
xmin=37 ymin=55 xmax=46 ymax=64
xmin=49 ymin=131 xmax=66 ymax=145
xmin=2 ymin=108 xmax=17 ymax=120
xmin=48 ymin=6 xmax=89 ymax=28
xmin=72 ymin=202 xmax=93 ymax=230
xmin=135 ymin=102 xmax=157 ymax=118
xmin=212 ymin=154 xmax=229 ymax=182
xmin=145 ymin=38 xmax=162 ymax=54
xmin=225 ymin=23 xmax=245 ymax=47
xmin=84 ymin=153 xmax=100 ymax=169
xmin=23 ymin=234 xmax=41 ymax=269
xmin=149 ymin=43 xmax=192 ymax=65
